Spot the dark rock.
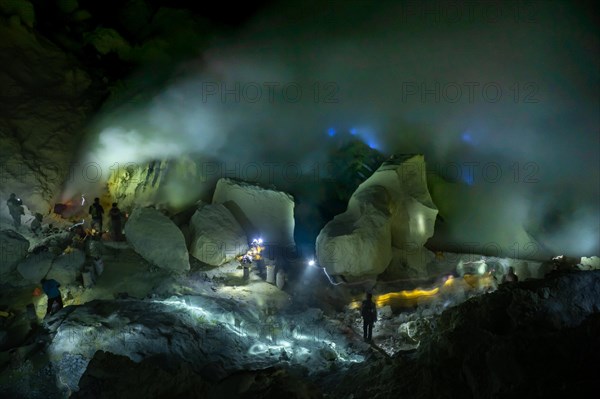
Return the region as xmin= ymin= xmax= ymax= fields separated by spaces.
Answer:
xmin=331 ymin=271 xmax=600 ymax=399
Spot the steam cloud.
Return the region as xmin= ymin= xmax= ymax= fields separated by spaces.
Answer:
xmin=71 ymin=1 xmax=598 ymax=257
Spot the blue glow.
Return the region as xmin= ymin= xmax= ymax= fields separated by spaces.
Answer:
xmin=463 ymin=168 xmax=474 ymax=186
xmin=366 ymin=139 xmax=379 ymax=150
xmin=327 ymin=128 xmax=336 ymax=137
xmin=461 ymin=132 xmax=473 ymax=144
xmin=349 ymin=128 xmax=357 ymax=135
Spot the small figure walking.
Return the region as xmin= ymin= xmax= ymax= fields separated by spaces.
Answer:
xmin=41 ymin=278 xmax=63 ymax=316
xmin=361 ymin=292 xmax=377 ymax=342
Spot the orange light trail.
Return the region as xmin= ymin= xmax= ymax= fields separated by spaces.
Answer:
xmin=349 ymin=274 xmax=495 ymax=310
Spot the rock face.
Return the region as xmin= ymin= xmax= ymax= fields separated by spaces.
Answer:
xmin=334 ymin=271 xmax=600 ymax=399
xmin=212 ymin=178 xmax=295 ymax=246
xmin=0 ymin=230 xmax=30 ymax=276
xmin=124 ymin=207 xmax=190 ymax=272
xmin=189 ymin=204 xmax=248 ymax=266
xmin=316 ymin=155 xmax=438 ymax=277
xmin=106 ymin=157 xmax=212 ymax=211
xmin=0 ymin=17 xmax=101 ymax=213
xmin=46 ymin=248 xmax=85 ymax=284
xmin=17 ymin=251 xmax=55 ymax=282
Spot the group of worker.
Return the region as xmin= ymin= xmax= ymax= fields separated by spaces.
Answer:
xmin=5 ymin=194 xmax=125 ymax=319
xmin=88 ymin=197 xmax=124 ymax=241
xmin=5 ymin=194 xmax=125 ymax=241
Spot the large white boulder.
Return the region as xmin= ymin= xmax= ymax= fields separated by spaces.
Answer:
xmin=47 ymin=248 xmax=86 ymax=284
xmin=17 ymin=251 xmax=55 ymax=282
xmin=316 ymin=155 xmax=438 ymax=277
xmin=124 ymin=207 xmax=190 ymax=272
xmin=189 ymin=204 xmax=248 ymax=266
xmin=0 ymin=229 xmax=29 ymax=276
xmin=317 ymin=186 xmax=393 ymax=276
xmin=212 ymin=178 xmax=295 ymax=246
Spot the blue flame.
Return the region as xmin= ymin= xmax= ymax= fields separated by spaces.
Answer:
xmin=327 ymin=127 xmax=336 ymax=137
xmin=366 ymin=139 xmax=379 ymax=150
xmin=462 ymin=167 xmax=474 ymax=186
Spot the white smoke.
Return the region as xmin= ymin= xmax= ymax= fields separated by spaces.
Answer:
xmin=67 ymin=0 xmax=598 ymax=256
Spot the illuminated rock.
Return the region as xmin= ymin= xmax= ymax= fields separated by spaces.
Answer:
xmin=0 ymin=18 xmax=98 ymax=213
xmin=316 ymin=155 xmax=438 ymax=277
xmin=17 ymin=251 xmax=55 ymax=282
xmin=580 ymin=256 xmax=600 ymax=270
xmin=124 ymin=207 xmax=190 ymax=272
xmin=212 ymin=178 xmax=295 ymax=246
xmin=0 ymin=230 xmax=29 ymax=276
xmin=189 ymin=204 xmax=248 ymax=266
xmin=47 ymin=248 xmax=85 ymax=284
xmin=106 ymin=157 xmax=210 ymax=211
xmin=316 ymin=187 xmax=393 ymax=277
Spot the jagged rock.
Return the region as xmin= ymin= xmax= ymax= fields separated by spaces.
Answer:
xmin=316 ymin=155 xmax=438 ymax=277
xmin=212 ymin=178 xmax=295 ymax=246
xmin=0 ymin=18 xmax=100 ymax=213
xmin=334 ymin=271 xmax=600 ymax=399
xmin=106 ymin=158 xmax=209 ymax=211
xmin=124 ymin=207 xmax=190 ymax=272
xmin=189 ymin=204 xmax=248 ymax=266
xmin=417 ymin=271 xmax=600 ymax=397
xmin=0 ymin=230 xmax=29 ymax=275
xmin=46 ymin=248 xmax=85 ymax=284
xmin=17 ymin=251 xmax=55 ymax=282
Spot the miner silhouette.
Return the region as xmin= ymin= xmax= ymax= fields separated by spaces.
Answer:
xmin=361 ymin=292 xmax=377 ymax=342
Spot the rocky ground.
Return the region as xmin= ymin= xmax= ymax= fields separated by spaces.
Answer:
xmin=1 ymin=241 xmax=598 ymax=399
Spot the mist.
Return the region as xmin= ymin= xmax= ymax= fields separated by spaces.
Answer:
xmin=68 ymin=0 xmax=599 ymax=257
